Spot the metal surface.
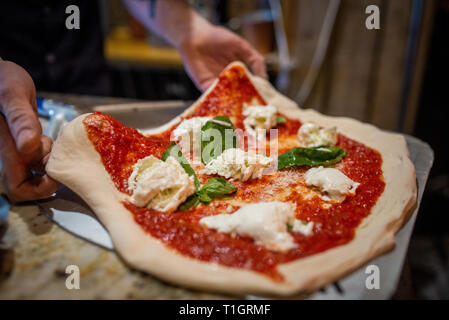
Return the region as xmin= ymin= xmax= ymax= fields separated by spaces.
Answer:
xmin=0 ymin=195 xmax=9 ymax=225
xmin=36 ymin=104 xmax=433 ymax=299
xmin=38 ymin=187 xmax=114 ymax=250
xmin=92 ymin=101 xmax=189 ymax=131
xmin=37 ymin=97 xmax=78 ymax=140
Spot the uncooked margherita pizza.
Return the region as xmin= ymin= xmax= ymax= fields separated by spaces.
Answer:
xmin=46 ymin=62 xmax=417 ymax=296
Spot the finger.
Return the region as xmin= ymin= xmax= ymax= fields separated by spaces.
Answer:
xmin=198 ymin=77 xmax=216 ymax=92
xmin=1 ymin=97 xmax=42 ymax=156
xmin=33 ymin=135 xmax=53 ymax=173
xmin=0 ymin=113 xmax=27 ymax=188
xmin=236 ymin=39 xmax=268 ymax=79
xmin=0 ymin=115 xmax=57 ymax=202
xmin=248 ymin=54 xmax=267 ymax=79
xmin=7 ymin=174 xmax=58 ymax=203
xmin=42 ymin=153 xmax=52 ymax=167
xmin=41 ymin=135 xmax=53 ymax=156
xmin=19 ymin=135 xmax=58 ymax=200
xmin=183 ymin=57 xmax=217 ymax=92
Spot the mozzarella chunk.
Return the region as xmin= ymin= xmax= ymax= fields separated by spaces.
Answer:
xmin=297 ymin=122 xmax=337 ymax=147
xmin=127 ymin=155 xmax=195 ymax=212
xmin=292 ymin=220 xmax=314 ymax=237
xmin=203 ymin=148 xmax=273 ymax=181
xmin=172 ymin=117 xmax=212 ymax=151
xmin=243 ymin=105 xmax=277 ymax=137
xmin=304 ymin=166 xmax=360 ymax=202
xmin=200 ymin=202 xmax=313 ymax=252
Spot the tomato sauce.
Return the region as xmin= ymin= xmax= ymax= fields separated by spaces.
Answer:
xmin=188 ymin=66 xmax=265 ymax=131
xmin=84 ymin=65 xmax=385 ymax=281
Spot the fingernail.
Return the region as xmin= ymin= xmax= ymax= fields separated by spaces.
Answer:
xmin=42 ymin=153 xmax=51 ymax=166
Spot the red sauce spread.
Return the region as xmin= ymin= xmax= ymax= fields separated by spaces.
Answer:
xmin=188 ymin=66 xmax=265 ymax=130
xmin=84 ymin=114 xmax=173 ymax=194
xmin=83 ymin=65 xmax=385 ymax=281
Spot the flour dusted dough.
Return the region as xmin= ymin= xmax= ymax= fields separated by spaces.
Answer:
xmin=46 ymin=62 xmax=417 ymax=296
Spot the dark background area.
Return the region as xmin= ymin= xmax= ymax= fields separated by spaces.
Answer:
xmin=414 ymin=1 xmax=449 ymax=235
xmin=408 ymin=0 xmax=449 ymax=299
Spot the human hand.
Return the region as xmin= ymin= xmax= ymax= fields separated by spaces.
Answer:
xmin=178 ymin=23 xmax=267 ymax=91
xmin=123 ymin=0 xmax=266 ymax=92
xmin=0 ymin=60 xmax=58 ymax=202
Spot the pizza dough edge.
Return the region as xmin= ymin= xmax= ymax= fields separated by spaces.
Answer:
xmin=251 ymin=70 xmax=417 ymax=291
xmin=46 ymin=61 xmax=417 ymax=296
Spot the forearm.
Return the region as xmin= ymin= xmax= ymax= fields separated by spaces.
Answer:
xmin=123 ymin=0 xmax=210 ymax=49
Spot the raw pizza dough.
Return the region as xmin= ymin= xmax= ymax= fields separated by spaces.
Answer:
xmin=46 ymin=62 xmax=417 ymax=296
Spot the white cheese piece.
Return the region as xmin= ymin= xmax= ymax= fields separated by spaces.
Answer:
xmin=304 ymin=166 xmax=360 ymax=202
xmin=292 ymin=220 xmax=314 ymax=237
xmin=202 ymin=148 xmax=273 ymax=182
xmin=243 ymin=105 xmax=277 ymax=137
xmin=297 ymin=122 xmax=337 ymax=147
xmin=172 ymin=117 xmax=212 ymax=152
xmin=127 ymin=155 xmax=195 ymax=213
xmin=200 ymin=202 xmax=313 ymax=252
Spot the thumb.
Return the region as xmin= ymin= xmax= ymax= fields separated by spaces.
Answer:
xmin=237 ymin=39 xmax=268 ymax=79
xmin=198 ymin=78 xmax=216 ymax=92
xmin=1 ymin=98 xmax=42 ymax=157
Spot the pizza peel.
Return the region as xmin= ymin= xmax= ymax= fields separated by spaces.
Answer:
xmin=35 ymin=102 xmax=433 ymax=299
xmin=38 ymin=186 xmax=114 ymax=250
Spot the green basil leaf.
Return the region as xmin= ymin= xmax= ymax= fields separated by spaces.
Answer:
xmin=200 ymin=116 xmax=237 ymax=164
xmin=162 ymin=142 xmax=238 ymax=211
xmin=178 ymin=177 xmax=237 ymax=210
xmin=178 ymin=194 xmax=200 ymax=211
xmin=197 ymin=191 xmax=212 ymax=204
xmin=277 ymin=146 xmax=346 ymax=170
xmin=287 ymin=223 xmax=293 ymax=231
xmin=276 ymin=116 xmax=286 ymax=124
xmin=200 ymin=177 xmax=237 ymax=201
xmin=162 ymin=142 xmax=200 ymax=191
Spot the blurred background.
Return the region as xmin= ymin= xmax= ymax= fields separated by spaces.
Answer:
xmin=1 ymin=0 xmax=448 ymax=299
